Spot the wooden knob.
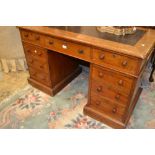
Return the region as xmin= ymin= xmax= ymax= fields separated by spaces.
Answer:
xmin=40 ymin=65 xmax=44 ymax=69
xmin=49 ymin=41 xmax=54 ymax=45
xmin=27 ymin=49 xmax=31 ymax=53
xmin=96 ymin=86 xmax=102 ymax=92
xmin=24 ymin=34 xmax=29 ymax=37
xmin=112 ymin=107 xmax=117 ymax=113
xmin=35 ymin=36 xmax=40 ymax=40
xmin=31 ymin=72 xmax=36 ymax=76
xmin=99 ymin=54 xmax=105 ymax=60
xmin=29 ymin=59 xmax=34 ymax=64
xmin=115 ymin=94 xmax=120 ymax=100
xmin=41 ymin=76 xmax=46 ymax=80
xmin=98 ymin=72 xmax=103 ymax=78
xmin=118 ymin=80 xmax=123 ymax=86
xmin=78 ymin=50 xmax=84 ymax=54
xmin=96 ymin=101 xmax=101 ymax=106
xmin=122 ymin=60 xmax=128 ymax=67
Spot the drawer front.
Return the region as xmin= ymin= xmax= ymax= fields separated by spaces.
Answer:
xmin=91 ymin=81 xmax=129 ymax=106
xmin=92 ymin=49 xmax=140 ymax=75
xmin=29 ymin=67 xmax=51 ymax=86
xmin=90 ymin=95 xmax=126 ymax=121
xmin=44 ymin=36 xmax=91 ymax=61
xmin=23 ymin=43 xmax=47 ymax=62
xmin=27 ymin=57 xmax=49 ymax=73
xmin=21 ymin=30 xmax=44 ymax=46
xmin=92 ymin=65 xmax=134 ymax=95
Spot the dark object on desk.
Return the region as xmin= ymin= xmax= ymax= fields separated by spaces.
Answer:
xmin=49 ymin=26 xmax=146 ymax=46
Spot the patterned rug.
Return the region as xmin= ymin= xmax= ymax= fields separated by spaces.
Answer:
xmin=0 ymin=71 xmax=28 ymax=103
xmin=0 ymin=69 xmax=155 ymax=129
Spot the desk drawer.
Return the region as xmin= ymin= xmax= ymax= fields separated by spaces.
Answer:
xmin=90 ymin=94 xmax=126 ymax=121
xmin=92 ymin=48 xmax=140 ymax=75
xmin=27 ymin=57 xmax=49 ymax=74
xmin=91 ymin=80 xmax=129 ymax=106
xmin=45 ymin=36 xmax=91 ymax=61
xmin=29 ymin=67 xmax=51 ymax=86
xmin=21 ymin=30 xmax=44 ymax=46
xmin=23 ymin=43 xmax=47 ymax=62
xmin=92 ymin=65 xmax=134 ymax=95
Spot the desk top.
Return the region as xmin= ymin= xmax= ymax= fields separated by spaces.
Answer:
xmin=48 ymin=27 xmax=146 ymax=46
xmin=19 ymin=26 xmax=155 ymax=59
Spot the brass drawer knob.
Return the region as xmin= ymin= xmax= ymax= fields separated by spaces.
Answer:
xmin=115 ymin=94 xmax=120 ymax=100
xmin=122 ymin=60 xmax=128 ymax=67
xmin=78 ymin=50 xmax=84 ymax=54
xmin=112 ymin=107 xmax=117 ymax=113
xmin=96 ymin=86 xmax=102 ymax=92
xmin=62 ymin=44 xmax=68 ymax=49
xmin=99 ymin=54 xmax=105 ymax=60
xmin=118 ymin=80 xmax=123 ymax=86
xmin=98 ymin=72 xmax=103 ymax=78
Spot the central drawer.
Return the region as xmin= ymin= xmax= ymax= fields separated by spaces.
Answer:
xmin=44 ymin=36 xmax=91 ymax=62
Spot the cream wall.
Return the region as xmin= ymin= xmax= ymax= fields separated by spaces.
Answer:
xmin=0 ymin=26 xmax=27 ymax=73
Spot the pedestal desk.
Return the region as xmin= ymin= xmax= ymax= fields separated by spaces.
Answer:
xmin=18 ymin=26 xmax=155 ymax=128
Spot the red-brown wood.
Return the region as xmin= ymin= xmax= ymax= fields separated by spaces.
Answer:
xmin=18 ymin=26 xmax=155 ymax=128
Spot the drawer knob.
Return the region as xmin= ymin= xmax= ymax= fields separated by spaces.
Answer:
xmin=99 ymin=54 xmax=105 ymax=60
xmin=118 ymin=80 xmax=123 ymax=86
xmin=62 ymin=44 xmax=68 ymax=49
xmin=98 ymin=72 xmax=103 ymax=78
xmin=112 ymin=107 xmax=117 ymax=113
xmin=31 ymin=72 xmax=36 ymax=76
xmin=49 ymin=41 xmax=54 ymax=45
xmin=78 ymin=50 xmax=84 ymax=54
xmin=96 ymin=101 xmax=101 ymax=106
xmin=41 ymin=76 xmax=46 ymax=80
xmin=27 ymin=49 xmax=31 ymax=53
xmin=40 ymin=65 xmax=44 ymax=69
xmin=122 ymin=60 xmax=128 ymax=67
xmin=35 ymin=36 xmax=40 ymax=40
xmin=29 ymin=59 xmax=34 ymax=64
xmin=97 ymin=86 xmax=102 ymax=92
xmin=115 ymin=94 xmax=120 ymax=100
xmin=24 ymin=34 xmax=29 ymax=37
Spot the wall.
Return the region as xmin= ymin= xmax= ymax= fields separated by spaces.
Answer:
xmin=0 ymin=26 xmax=27 ymax=72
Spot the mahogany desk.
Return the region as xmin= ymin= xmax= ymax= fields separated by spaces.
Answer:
xmin=18 ymin=26 xmax=155 ymax=128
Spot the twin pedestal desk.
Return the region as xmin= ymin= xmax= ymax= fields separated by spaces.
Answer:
xmin=18 ymin=26 xmax=155 ymax=128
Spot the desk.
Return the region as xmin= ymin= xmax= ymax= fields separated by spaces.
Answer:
xmin=18 ymin=26 xmax=155 ymax=128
